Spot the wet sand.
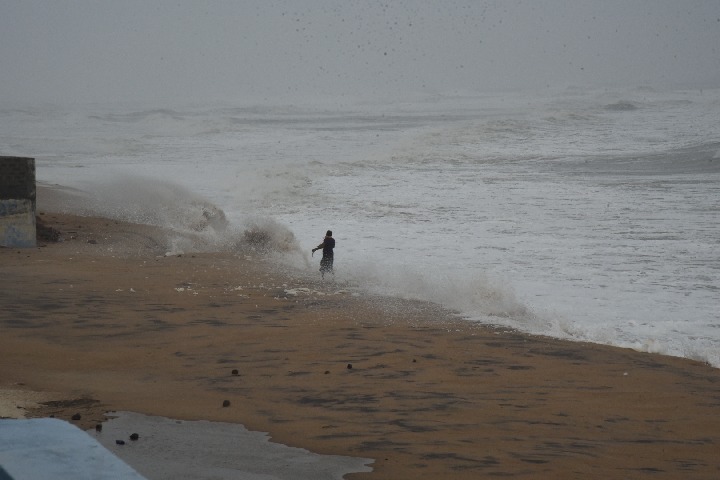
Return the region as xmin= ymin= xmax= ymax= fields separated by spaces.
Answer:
xmin=1 ymin=211 xmax=719 ymax=479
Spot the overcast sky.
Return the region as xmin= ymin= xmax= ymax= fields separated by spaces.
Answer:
xmin=1 ymin=0 xmax=719 ymax=104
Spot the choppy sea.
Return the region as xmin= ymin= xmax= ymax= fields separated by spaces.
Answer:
xmin=2 ymin=86 xmax=719 ymax=366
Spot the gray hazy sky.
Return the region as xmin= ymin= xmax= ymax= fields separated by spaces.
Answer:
xmin=1 ymin=0 xmax=719 ymax=104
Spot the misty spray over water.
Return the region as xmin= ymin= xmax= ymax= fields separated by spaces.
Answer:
xmin=44 ymin=174 xmax=308 ymax=262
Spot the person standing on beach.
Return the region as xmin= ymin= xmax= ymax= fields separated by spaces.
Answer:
xmin=312 ymin=230 xmax=335 ymax=278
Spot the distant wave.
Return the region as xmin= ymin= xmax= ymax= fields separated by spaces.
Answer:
xmin=603 ymin=101 xmax=639 ymax=111
xmin=89 ymin=109 xmax=188 ymax=122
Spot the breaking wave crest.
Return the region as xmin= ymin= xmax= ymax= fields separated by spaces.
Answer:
xmin=336 ymin=259 xmax=537 ymax=328
xmin=38 ymin=175 xmax=305 ymax=258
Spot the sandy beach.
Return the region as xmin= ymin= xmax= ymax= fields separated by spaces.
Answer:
xmin=2 ymin=209 xmax=719 ymax=479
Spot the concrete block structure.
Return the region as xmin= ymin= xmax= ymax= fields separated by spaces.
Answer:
xmin=0 ymin=156 xmax=36 ymax=248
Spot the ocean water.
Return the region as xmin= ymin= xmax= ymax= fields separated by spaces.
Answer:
xmin=2 ymin=87 xmax=719 ymax=367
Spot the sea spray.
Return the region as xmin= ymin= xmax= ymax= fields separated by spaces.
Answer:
xmin=334 ymin=259 xmax=537 ymax=327
xmin=49 ymin=175 xmax=228 ymax=232
xmin=41 ymin=175 xmax=309 ymax=262
xmin=239 ymin=216 xmax=311 ymax=268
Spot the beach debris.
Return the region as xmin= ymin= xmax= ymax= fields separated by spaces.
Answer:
xmin=324 ymin=370 xmax=330 ymax=374
xmin=347 ymin=363 xmax=353 ymax=370
xmin=222 ymin=400 xmax=231 ymax=407
xmin=95 ymin=424 xmax=102 ymax=432
xmin=175 ymin=283 xmax=194 ymax=293
xmin=231 ymin=369 xmax=239 ymax=376
xmin=129 ymin=433 xmax=139 ymax=441
xmin=71 ymin=413 xmax=81 ymax=421
xmin=116 ymin=440 xmax=125 ymax=445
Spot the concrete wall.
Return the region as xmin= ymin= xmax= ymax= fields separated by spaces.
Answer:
xmin=0 ymin=157 xmax=36 ymax=248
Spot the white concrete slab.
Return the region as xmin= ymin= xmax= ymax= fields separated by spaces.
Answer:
xmin=0 ymin=418 xmax=145 ymax=479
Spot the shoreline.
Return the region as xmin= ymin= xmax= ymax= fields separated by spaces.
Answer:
xmin=2 ymin=210 xmax=719 ymax=478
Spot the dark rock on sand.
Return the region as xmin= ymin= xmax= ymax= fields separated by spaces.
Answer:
xmin=35 ymin=216 xmax=61 ymax=242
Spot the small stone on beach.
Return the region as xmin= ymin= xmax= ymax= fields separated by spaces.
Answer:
xmin=347 ymin=363 xmax=353 ymax=370
xmin=223 ymin=400 xmax=231 ymax=407
xmin=130 ymin=433 xmax=139 ymax=441
xmin=116 ymin=440 xmax=125 ymax=445
xmin=231 ymin=369 xmax=239 ymax=375
xmin=71 ymin=413 xmax=81 ymax=421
